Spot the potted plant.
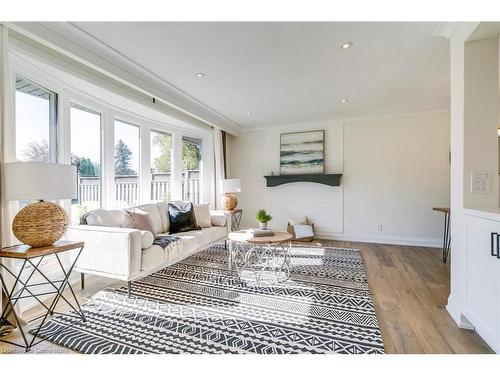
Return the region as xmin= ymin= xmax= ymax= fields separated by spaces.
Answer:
xmin=256 ymin=209 xmax=272 ymax=230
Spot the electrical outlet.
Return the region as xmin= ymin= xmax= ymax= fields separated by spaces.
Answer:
xmin=471 ymin=171 xmax=490 ymax=194
xmin=377 ymin=224 xmax=383 ymax=232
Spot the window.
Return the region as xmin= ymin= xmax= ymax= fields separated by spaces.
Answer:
xmin=182 ymin=136 xmax=202 ymax=204
xmin=14 ymin=76 xmax=59 ymax=311
xmin=15 ymin=75 xmax=58 ymax=162
xmin=70 ymin=104 xmax=102 ymax=224
xmin=114 ymin=120 xmax=140 ymax=208
xmin=150 ymin=130 xmax=173 ymax=202
xmin=13 ymin=75 xmax=59 ymax=238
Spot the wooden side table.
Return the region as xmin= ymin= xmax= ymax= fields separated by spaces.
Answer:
xmin=433 ymin=207 xmax=451 ymax=263
xmin=0 ymin=240 xmax=86 ymax=352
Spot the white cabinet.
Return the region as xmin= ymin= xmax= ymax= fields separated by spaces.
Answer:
xmin=463 ymin=214 xmax=500 ymax=352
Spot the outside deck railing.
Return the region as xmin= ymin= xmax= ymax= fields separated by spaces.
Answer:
xmin=77 ymin=171 xmax=200 ymax=207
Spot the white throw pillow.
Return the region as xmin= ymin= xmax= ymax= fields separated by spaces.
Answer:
xmin=289 ymin=216 xmax=308 ymax=225
xmin=133 ymin=204 xmax=163 ymax=235
xmin=194 ymin=203 xmax=212 ymax=228
xmin=156 ymin=202 xmax=170 ymax=233
xmin=293 ymin=224 xmax=314 ymax=239
xmin=211 ymin=212 xmax=228 ymax=227
xmin=84 ymin=209 xmax=120 ymax=227
xmin=139 ymin=230 xmax=154 ymax=249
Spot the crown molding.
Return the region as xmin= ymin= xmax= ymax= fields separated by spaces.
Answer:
xmin=8 ymin=22 xmax=243 ymax=136
xmin=240 ymin=108 xmax=450 ymax=132
xmin=433 ymin=22 xmax=460 ymax=39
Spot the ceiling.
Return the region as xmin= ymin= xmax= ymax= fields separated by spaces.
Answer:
xmin=21 ymin=22 xmax=452 ymax=129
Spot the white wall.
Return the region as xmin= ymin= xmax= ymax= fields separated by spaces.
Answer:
xmin=227 ymin=111 xmax=450 ymax=247
xmin=343 ymin=112 xmax=450 ymax=245
xmin=463 ymin=37 xmax=499 ymax=209
xmin=227 ymin=120 xmax=343 ymax=236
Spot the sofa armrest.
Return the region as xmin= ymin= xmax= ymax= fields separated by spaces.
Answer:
xmin=66 ymin=225 xmax=142 ymax=280
xmin=210 ymin=210 xmax=232 ymax=233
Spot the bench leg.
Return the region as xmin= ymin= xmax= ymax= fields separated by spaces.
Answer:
xmin=80 ymin=273 xmax=85 ymax=290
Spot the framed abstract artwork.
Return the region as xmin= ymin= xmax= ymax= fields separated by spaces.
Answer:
xmin=280 ymin=130 xmax=324 ymax=175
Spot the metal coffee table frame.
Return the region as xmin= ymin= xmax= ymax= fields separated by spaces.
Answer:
xmin=228 ymin=239 xmax=292 ymax=284
xmin=0 ymin=245 xmax=86 ymax=352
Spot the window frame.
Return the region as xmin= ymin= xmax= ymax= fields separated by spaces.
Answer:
xmin=13 ymin=73 xmax=59 ymax=163
xmin=9 ymin=47 xmax=214 ymax=211
xmin=181 ymin=135 xmax=204 ymax=204
xmin=113 ymin=117 xmax=142 ymax=208
xmin=69 ymin=101 xmax=104 ymax=218
xmin=149 ymin=128 xmax=174 ymax=202
xmin=181 ymin=128 xmax=210 ymax=204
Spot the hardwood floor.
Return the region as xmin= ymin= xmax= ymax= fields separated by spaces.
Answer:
xmin=0 ymin=240 xmax=493 ymax=354
xmin=317 ymin=240 xmax=492 ymax=354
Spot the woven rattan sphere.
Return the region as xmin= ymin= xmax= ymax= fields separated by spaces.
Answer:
xmin=12 ymin=201 xmax=69 ymax=247
xmin=222 ymin=193 xmax=238 ymax=211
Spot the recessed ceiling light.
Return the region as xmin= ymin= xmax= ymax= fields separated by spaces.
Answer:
xmin=195 ymin=73 xmax=205 ymax=78
xmin=341 ymin=42 xmax=353 ymax=49
xmin=340 ymin=98 xmax=349 ymax=103
xmin=246 ymin=111 xmax=252 ymax=116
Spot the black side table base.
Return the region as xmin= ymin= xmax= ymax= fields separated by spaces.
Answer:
xmin=442 ymin=212 xmax=451 ymax=263
xmin=0 ymin=246 xmax=85 ymax=352
xmin=231 ymin=210 xmax=243 ymax=231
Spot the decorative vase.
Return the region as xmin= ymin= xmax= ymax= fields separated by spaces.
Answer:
xmin=222 ymin=193 xmax=238 ymax=211
xmin=259 ymin=222 xmax=268 ymax=230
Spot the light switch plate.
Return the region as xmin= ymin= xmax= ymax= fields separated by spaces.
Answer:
xmin=471 ymin=171 xmax=490 ymax=194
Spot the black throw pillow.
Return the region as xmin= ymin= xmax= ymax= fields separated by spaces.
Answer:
xmin=168 ymin=202 xmax=201 ymax=234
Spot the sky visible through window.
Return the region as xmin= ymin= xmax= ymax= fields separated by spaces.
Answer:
xmin=71 ymin=106 xmax=101 ymax=165
xmin=15 ymin=91 xmax=50 ymax=161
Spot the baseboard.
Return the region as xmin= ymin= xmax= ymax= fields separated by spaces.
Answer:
xmin=446 ymin=296 xmax=475 ymax=331
xmin=314 ymin=232 xmax=442 ymax=248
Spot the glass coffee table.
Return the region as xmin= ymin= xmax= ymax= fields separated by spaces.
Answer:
xmin=227 ymin=230 xmax=293 ymax=285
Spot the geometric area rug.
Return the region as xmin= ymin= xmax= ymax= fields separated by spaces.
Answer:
xmin=34 ymin=242 xmax=385 ymax=354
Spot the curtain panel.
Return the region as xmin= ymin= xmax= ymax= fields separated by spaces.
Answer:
xmin=213 ymin=128 xmax=226 ymax=210
xmin=0 ymin=24 xmax=17 ymax=333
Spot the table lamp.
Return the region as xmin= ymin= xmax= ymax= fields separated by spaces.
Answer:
xmin=5 ymin=162 xmax=77 ymax=247
xmin=221 ymin=179 xmax=241 ymax=211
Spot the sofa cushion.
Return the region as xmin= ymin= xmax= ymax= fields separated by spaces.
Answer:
xmin=165 ymin=226 xmax=227 ymax=265
xmin=141 ymin=245 xmax=165 ymax=271
xmin=133 ymin=204 xmax=163 ymax=235
xmin=168 ymin=202 xmax=201 ymax=234
xmin=156 ymin=202 xmax=170 ymax=233
xmin=194 ymin=203 xmax=212 ymax=228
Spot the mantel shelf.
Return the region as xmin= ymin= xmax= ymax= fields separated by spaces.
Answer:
xmin=264 ymin=174 xmax=342 ymax=187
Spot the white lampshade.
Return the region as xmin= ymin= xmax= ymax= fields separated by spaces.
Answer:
xmin=5 ymin=162 xmax=77 ymax=201
xmin=221 ymin=179 xmax=241 ymax=193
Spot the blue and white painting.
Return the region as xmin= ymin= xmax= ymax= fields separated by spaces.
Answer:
xmin=280 ymin=130 xmax=324 ymax=175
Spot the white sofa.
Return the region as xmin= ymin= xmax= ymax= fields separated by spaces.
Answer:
xmin=67 ymin=202 xmax=230 ymax=296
